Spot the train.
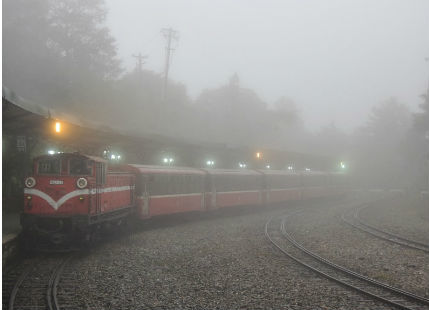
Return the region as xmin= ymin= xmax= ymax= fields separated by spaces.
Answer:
xmin=21 ymin=152 xmax=347 ymax=248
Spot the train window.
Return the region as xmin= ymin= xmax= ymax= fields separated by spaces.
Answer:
xmin=70 ymin=158 xmax=93 ymax=176
xmin=38 ymin=158 xmax=61 ymax=175
xmin=61 ymin=159 xmax=68 ymax=175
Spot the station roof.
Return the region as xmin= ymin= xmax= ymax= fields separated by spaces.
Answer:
xmin=3 ymin=86 xmax=336 ymax=170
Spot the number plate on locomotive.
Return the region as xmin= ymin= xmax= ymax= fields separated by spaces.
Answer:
xmin=49 ymin=180 xmax=64 ymax=185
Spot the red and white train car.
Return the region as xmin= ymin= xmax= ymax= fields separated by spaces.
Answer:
xmin=129 ymin=165 xmax=206 ymax=219
xmin=21 ymin=152 xmax=346 ymax=248
xmin=261 ymin=170 xmax=302 ymax=203
xmin=22 ymin=153 xmax=135 ymax=245
xmin=204 ymin=169 xmax=263 ymax=209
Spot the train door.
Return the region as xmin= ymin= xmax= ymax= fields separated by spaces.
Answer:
xmin=142 ymin=175 xmax=150 ymax=216
xmin=211 ymin=175 xmax=217 ymax=209
xmin=95 ymin=162 xmax=105 ymax=213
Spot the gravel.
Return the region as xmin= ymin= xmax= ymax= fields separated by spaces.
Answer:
xmin=10 ymin=195 xmax=419 ymax=309
xmin=358 ymin=196 xmax=429 ymax=244
xmin=57 ymin=199 xmax=376 ymax=309
xmin=286 ymin=195 xmax=429 ymax=299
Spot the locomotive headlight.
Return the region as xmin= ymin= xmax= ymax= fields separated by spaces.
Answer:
xmin=76 ymin=177 xmax=88 ymax=189
xmin=25 ymin=177 xmax=36 ymax=188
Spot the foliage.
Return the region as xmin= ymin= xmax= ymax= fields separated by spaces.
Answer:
xmin=3 ymin=0 xmax=121 ymax=110
xmin=414 ymin=93 xmax=429 ymax=133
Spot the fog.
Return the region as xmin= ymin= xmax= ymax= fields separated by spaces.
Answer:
xmin=106 ymin=0 xmax=429 ymax=131
xmin=2 ymin=0 xmax=429 ymax=189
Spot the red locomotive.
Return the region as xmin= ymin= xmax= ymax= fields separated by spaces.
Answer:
xmin=21 ymin=152 xmax=346 ymax=248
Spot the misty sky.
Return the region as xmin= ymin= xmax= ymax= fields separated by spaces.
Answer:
xmin=106 ymin=0 xmax=429 ymax=131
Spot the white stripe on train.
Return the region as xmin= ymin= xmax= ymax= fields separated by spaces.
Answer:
xmin=24 ymin=186 xmax=133 ymax=210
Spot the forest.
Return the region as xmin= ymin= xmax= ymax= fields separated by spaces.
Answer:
xmin=3 ymin=0 xmax=429 ymax=190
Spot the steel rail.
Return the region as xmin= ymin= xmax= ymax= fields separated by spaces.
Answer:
xmin=7 ymin=254 xmax=73 ymax=310
xmin=47 ymin=254 xmax=74 ymax=310
xmin=281 ymin=216 xmax=429 ymax=308
xmin=7 ymin=264 xmax=33 ymax=310
xmin=351 ymin=205 xmax=429 ymax=253
xmin=265 ymin=214 xmax=429 ymax=310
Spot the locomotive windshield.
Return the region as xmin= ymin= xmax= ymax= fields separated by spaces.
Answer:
xmin=37 ymin=158 xmax=61 ymax=175
xmin=69 ymin=158 xmax=93 ymax=176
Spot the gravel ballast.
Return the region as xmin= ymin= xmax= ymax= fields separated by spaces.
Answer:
xmin=286 ymin=196 xmax=429 ymax=299
xmin=40 ymin=196 xmax=428 ymax=309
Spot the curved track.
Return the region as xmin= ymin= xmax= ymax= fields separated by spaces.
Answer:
xmin=5 ymin=254 xmax=75 ymax=310
xmin=342 ymin=204 xmax=429 ymax=253
xmin=265 ymin=212 xmax=429 ymax=310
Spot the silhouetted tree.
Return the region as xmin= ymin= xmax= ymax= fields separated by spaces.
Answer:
xmin=3 ymin=0 xmax=121 ymax=110
xmin=414 ymin=92 xmax=429 ymax=134
xmin=352 ymin=98 xmax=412 ymax=188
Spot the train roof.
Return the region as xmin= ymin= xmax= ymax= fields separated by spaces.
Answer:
xmin=300 ymin=170 xmax=329 ymax=175
xmin=257 ymin=169 xmax=299 ymax=176
xmin=202 ymin=168 xmax=262 ymax=176
xmin=34 ymin=152 xmax=107 ymax=163
xmin=127 ymin=164 xmax=206 ymax=175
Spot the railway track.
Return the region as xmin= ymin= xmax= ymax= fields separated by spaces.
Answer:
xmin=342 ymin=204 xmax=429 ymax=253
xmin=4 ymin=253 xmax=77 ymax=310
xmin=265 ymin=212 xmax=429 ymax=310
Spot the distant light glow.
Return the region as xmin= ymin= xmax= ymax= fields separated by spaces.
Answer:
xmin=55 ymin=122 xmax=61 ymax=133
xmin=287 ymin=166 xmax=293 ymax=170
xmin=206 ymin=160 xmax=214 ymax=166
xmin=340 ymin=161 xmax=346 ymax=169
xmin=111 ymin=154 xmax=116 ymax=159
xmin=239 ymin=162 xmax=247 ymax=168
xmin=256 ymin=152 xmax=261 ymax=159
xmin=266 ymin=165 xmax=270 ymax=169
xmin=117 ymin=155 xmax=121 ymax=160
xmin=305 ymin=168 xmax=311 ymax=171
xmin=163 ymin=157 xmax=174 ymax=165
xmin=48 ymin=150 xmax=55 ymax=155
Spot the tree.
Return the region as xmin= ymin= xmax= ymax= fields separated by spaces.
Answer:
xmin=3 ymin=0 xmax=121 ymax=110
xmin=47 ymin=0 xmax=121 ymax=81
xmin=414 ymin=92 xmax=429 ymax=134
xmin=195 ymin=74 xmax=267 ymax=146
xmin=351 ymin=98 xmax=412 ymax=188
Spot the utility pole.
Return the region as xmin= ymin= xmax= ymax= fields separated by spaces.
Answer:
xmin=425 ymin=57 xmax=429 ymax=196
xmin=132 ymin=53 xmax=147 ymax=76
xmin=161 ymin=27 xmax=179 ymax=101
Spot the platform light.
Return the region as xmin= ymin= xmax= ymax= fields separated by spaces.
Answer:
xmin=55 ymin=122 xmax=61 ymax=133
xmin=163 ymin=157 xmax=174 ymax=165
xmin=48 ymin=150 xmax=55 ymax=155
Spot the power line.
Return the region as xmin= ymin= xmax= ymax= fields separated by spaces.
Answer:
xmin=161 ymin=27 xmax=179 ymax=101
xmin=132 ymin=53 xmax=148 ymax=75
